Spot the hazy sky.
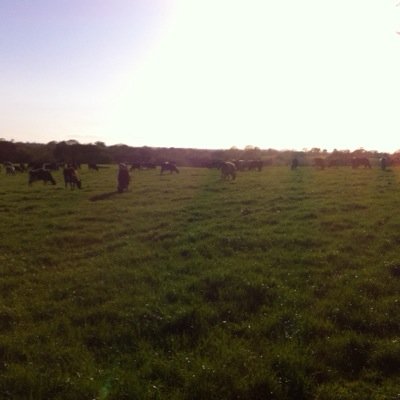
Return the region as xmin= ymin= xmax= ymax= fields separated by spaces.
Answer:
xmin=1 ymin=1 xmax=399 ymax=151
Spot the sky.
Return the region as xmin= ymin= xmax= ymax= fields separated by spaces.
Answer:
xmin=1 ymin=0 xmax=399 ymax=152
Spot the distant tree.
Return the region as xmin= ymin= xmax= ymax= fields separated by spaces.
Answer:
xmin=65 ymin=139 xmax=80 ymax=145
xmin=53 ymin=142 xmax=70 ymax=162
xmin=244 ymin=145 xmax=261 ymax=160
xmin=0 ymin=140 xmax=17 ymax=162
xmin=225 ymin=146 xmax=240 ymax=160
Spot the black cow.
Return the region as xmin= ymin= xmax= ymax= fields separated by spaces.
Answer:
xmin=63 ymin=167 xmax=82 ymax=189
xmin=29 ymin=168 xmax=56 ymax=185
xmin=160 ymin=162 xmax=179 ymax=174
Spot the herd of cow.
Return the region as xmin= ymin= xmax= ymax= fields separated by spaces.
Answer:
xmin=0 ymin=156 xmax=392 ymax=191
xmin=2 ymin=161 xmax=84 ymax=189
xmin=305 ymin=157 xmax=388 ymax=170
xmin=0 ymin=161 xmax=184 ymax=191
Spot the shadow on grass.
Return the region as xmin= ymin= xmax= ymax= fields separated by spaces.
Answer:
xmin=89 ymin=191 xmax=119 ymax=202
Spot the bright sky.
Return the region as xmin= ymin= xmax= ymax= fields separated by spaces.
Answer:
xmin=1 ymin=1 xmax=399 ymax=151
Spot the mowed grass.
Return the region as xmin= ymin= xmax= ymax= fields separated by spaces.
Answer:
xmin=1 ymin=165 xmax=400 ymax=399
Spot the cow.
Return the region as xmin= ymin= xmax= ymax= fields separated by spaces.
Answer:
xmin=351 ymin=157 xmax=371 ymax=169
xmin=313 ymin=158 xmax=325 ymax=170
xmin=63 ymin=167 xmax=82 ymax=189
xmin=5 ymin=165 xmax=15 ymax=175
xmin=160 ymin=162 xmax=179 ymax=174
xmin=28 ymin=168 xmax=56 ymax=185
xmin=248 ymin=160 xmax=263 ymax=171
xmin=117 ymin=163 xmax=130 ymax=193
xmin=220 ymin=161 xmax=237 ymax=180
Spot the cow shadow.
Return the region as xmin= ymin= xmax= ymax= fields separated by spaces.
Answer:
xmin=89 ymin=191 xmax=120 ymax=202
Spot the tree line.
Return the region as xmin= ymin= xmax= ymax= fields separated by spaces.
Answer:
xmin=0 ymin=139 xmax=397 ymax=167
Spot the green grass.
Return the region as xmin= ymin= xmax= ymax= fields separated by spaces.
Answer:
xmin=1 ymin=165 xmax=400 ymax=399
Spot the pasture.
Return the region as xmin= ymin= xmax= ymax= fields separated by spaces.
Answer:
xmin=0 ymin=165 xmax=400 ymax=399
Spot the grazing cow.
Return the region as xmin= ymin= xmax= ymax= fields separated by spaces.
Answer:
xmin=248 ymin=160 xmax=263 ymax=171
xmin=220 ymin=161 xmax=237 ymax=180
xmin=380 ymin=157 xmax=387 ymax=171
xmin=117 ymin=163 xmax=130 ymax=192
xmin=351 ymin=157 xmax=371 ymax=169
xmin=160 ymin=162 xmax=179 ymax=174
xmin=63 ymin=167 xmax=82 ymax=189
xmin=29 ymin=168 xmax=56 ymax=185
xmin=313 ymin=158 xmax=325 ymax=170
xmin=88 ymin=163 xmax=99 ymax=171
xmin=291 ymin=158 xmax=299 ymax=170
xmin=5 ymin=165 xmax=15 ymax=175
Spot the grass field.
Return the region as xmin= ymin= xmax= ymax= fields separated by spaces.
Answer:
xmin=1 ymin=165 xmax=400 ymax=399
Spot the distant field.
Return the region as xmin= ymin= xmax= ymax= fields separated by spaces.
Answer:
xmin=1 ymin=165 xmax=400 ymax=399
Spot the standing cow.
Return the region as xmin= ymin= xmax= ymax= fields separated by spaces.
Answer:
xmin=117 ymin=163 xmax=130 ymax=193
xmin=220 ymin=161 xmax=237 ymax=180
